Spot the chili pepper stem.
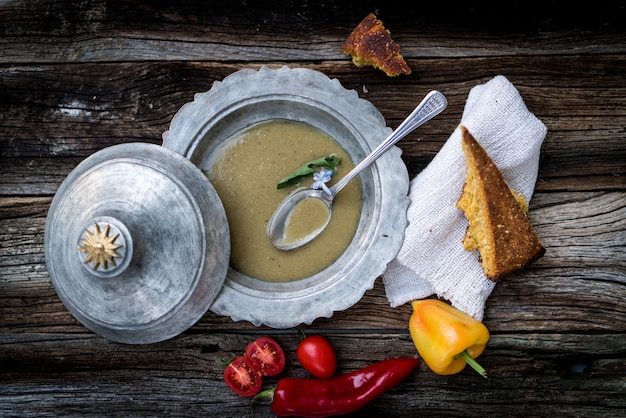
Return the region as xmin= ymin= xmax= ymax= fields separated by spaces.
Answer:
xmin=252 ymin=387 xmax=275 ymax=404
xmin=456 ymin=350 xmax=487 ymax=378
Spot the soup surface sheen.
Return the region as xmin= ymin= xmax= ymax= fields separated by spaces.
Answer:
xmin=205 ymin=119 xmax=361 ymax=282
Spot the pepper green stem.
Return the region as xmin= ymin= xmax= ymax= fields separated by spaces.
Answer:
xmin=457 ymin=350 xmax=487 ymax=378
xmin=252 ymin=387 xmax=275 ymax=405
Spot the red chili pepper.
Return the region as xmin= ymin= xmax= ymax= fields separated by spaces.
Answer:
xmin=267 ymin=357 xmax=419 ymax=417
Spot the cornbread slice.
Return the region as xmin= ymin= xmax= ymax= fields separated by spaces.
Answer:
xmin=457 ymin=125 xmax=545 ymax=281
xmin=342 ymin=13 xmax=411 ymax=77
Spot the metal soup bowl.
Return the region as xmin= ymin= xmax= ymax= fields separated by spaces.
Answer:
xmin=163 ymin=66 xmax=409 ymax=328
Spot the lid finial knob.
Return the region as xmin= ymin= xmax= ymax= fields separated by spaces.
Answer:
xmin=78 ymin=223 xmax=123 ymax=271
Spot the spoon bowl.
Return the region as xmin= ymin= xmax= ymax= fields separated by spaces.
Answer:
xmin=267 ymin=187 xmax=333 ymax=250
xmin=268 ymin=90 xmax=448 ymax=250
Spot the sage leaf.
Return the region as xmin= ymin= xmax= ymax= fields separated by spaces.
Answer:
xmin=277 ymin=155 xmax=341 ymax=189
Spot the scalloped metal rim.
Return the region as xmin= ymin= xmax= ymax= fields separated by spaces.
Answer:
xmin=163 ymin=66 xmax=409 ymax=328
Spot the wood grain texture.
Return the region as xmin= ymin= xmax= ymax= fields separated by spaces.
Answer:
xmin=1 ymin=57 xmax=625 ymax=195
xmin=2 ymin=191 xmax=624 ymax=334
xmin=1 ymin=333 xmax=624 ymax=416
xmin=1 ymin=0 xmax=625 ymax=416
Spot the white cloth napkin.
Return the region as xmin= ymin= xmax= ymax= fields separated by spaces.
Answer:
xmin=382 ymin=75 xmax=547 ymax=321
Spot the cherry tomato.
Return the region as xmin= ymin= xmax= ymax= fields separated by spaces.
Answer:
xmin=244 ymin=337 xmax=286 ymax=377
xmin=296 ymin=334 xmax=337 ymax=378
xmin=223 ymin=355 xmax=263 ymax=397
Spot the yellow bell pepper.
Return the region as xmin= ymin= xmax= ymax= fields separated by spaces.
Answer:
xmin=409 ymin=299 xmax=489 ymax=377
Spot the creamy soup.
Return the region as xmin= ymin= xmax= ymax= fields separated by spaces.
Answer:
xmin=282 ymin=196 xmax=331 ymax=246
xmin=205 ymin=119 xmax=361 ymax=282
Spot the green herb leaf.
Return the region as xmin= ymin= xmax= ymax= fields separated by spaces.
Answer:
xmin=277 ymin=155 xmax=341 ymax=189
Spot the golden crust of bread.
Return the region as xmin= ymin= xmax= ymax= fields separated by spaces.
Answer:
xmin=342 ymin=13 xmax=411 ymax=77
xmin=456 ymin=125 xmax=545 ymax=281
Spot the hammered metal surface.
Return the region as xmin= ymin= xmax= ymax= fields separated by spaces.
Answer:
xmin=44 ymin=143 xmax=230 ymax=344
xmin=163 ymin=66 xmax=409 ymax=328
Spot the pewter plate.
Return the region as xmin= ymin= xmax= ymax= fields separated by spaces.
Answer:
xmin=163 ymin=66 xmax=409 ymax=328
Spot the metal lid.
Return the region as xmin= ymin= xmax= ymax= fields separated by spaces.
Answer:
xmin=44 ymin=143 xmax=230 ymax=344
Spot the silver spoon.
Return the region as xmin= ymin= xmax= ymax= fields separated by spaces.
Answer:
xmin=267 ymin=90 xmax=448 ymax=251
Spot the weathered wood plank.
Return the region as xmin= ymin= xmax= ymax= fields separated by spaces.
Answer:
xmin=3 ymin=57 xmax=625 ymax=156
xmin=2 ymin=191 xmax=624 ymax=334
xmin=1 ymin=1 xmax=625 ymax=64
xmin=1 ymin=57 xmax=625 ymax=195
xmin=1 ymin=332 xmax=624 ymax=417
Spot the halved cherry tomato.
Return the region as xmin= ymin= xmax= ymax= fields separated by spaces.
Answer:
xmin=296 ymin=334 xmax=337 ymax=378
xmin=244 ymin=337 xmax=286 ymax=377
xmin=223 ymin=355 xmax=263 ymax=397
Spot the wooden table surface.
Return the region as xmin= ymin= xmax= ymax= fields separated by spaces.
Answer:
xmin=1 ymin=1 xmax=625 ymax=416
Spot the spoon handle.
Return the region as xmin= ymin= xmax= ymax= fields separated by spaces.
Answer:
xmin=329 ymin=90 xmax=447 ymax=196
